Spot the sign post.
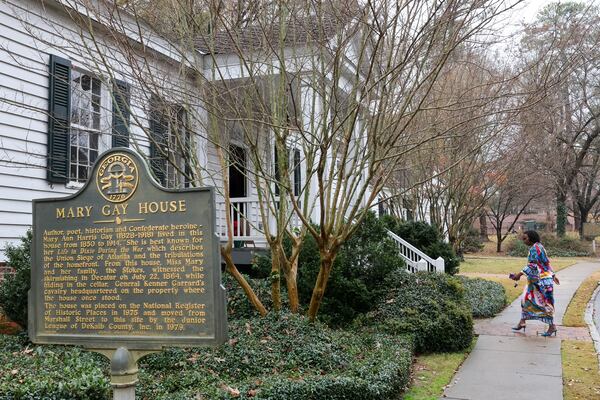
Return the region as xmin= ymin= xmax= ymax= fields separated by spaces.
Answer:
xmin=29 ymin=149 xmax=227 ymax=399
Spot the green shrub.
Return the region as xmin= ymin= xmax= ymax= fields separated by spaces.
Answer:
xmin=460 ymin=227 xmax=485 ymax=254
xmin=138 ymin=313 xmax=414 ymax=399
xmin=506 ymin=233 xmax=590 ymax=257
xmin=254 ymin=212 xmax=405 ymax=326
xmin=224 ymin=273 xmax=286 ymax=320
xmin=542 ymin=235 xmax=590 ymax=257
xmin=506 ymin=236 xmax=529 ymax=257
xmin=458 ymin=276 xmax=506 ymax=318
xmin=0 ymin=334 xmax=110 ymax=399
xmin=296 ymin=213 xmax=405 ymax=326
xmin=367 ymin=271 xmax=473 ymax=353
xmin=0 ymin=231 xmax=32 ymax=328
xmin=384 ymin=219 xmax=460 ymax=275
xmin=0 ymin=314 xmax=414 ymax=400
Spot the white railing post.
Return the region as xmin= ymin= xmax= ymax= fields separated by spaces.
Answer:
xmin=416 ymin=259 xmax=428 ymax=272
xmin=435 ymin=256 xmax=445 ymax=273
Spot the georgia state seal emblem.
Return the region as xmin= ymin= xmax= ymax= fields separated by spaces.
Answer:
xmin=96 ymin=153 xmax=139 ymax=203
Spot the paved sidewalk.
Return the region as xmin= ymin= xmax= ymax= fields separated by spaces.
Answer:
xmin=442 ymin=261 xmax=600 ymax=400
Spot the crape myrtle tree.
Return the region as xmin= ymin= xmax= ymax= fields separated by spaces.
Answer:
xmin=518 ymin=1 xmax=600 ymax=237
xmin=32 ymin=0 xmax=524 ymax=320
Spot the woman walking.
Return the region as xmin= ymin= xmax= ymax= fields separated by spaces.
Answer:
xmin=510 ymin=230 xmax=560 ymax=337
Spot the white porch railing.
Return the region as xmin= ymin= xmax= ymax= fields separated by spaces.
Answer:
xmin=387 ymin=230 xmax=445 ymax=273
xmin=216 ymin=198 xmax=263 ymax=241
xmin=215 ymin=197 xmax=302 ymax=243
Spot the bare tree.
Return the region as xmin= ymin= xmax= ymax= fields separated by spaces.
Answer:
xmin=518 ymin=1 xmax=600 ymax=237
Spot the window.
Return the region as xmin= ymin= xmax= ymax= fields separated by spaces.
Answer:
xmin=69 ymin=70 xmax=101 ymax=182
xmin=273 ymin=145 xmax=302 ymax=197
xmin=149 ymin=97 xmax=190 ymax=188
xmin=165 ymin=108 xmax=189 ymax=188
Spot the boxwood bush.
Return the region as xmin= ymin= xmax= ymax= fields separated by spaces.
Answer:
xmin=458 ymin=276 xmax=506 ymax=318
xmin=366 ymin=271 xmax=473 ymax=353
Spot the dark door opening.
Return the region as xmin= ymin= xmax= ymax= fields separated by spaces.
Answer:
xmin=229 ymin=144 xmax=247 ymax=198
xmin=229 ymin=144 xmax=247 ymax=239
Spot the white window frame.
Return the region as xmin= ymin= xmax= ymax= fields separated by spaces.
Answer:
xmin=67 ymin=68 xmax=111 ymax=188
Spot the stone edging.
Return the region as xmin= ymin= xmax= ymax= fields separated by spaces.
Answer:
xmin=584 ymin=283 xmax=600 ymax=370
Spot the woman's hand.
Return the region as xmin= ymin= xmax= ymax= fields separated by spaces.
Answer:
xmin=553 ymin=275 xmax=560 ymax=285
xmin=511 ymin=272 xmax=522 ymax=281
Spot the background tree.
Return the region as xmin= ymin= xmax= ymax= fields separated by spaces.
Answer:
xmin=518 ymin=1 xmax=600 ymax=237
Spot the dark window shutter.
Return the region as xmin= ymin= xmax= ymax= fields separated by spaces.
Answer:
xmin=274 ymin=144 xmax=280 ymax=196
xmin=112 ymin=80 xmax=130 ymax=148
xmin=149 ymin=97 xmax=167 ymax=185
xmin=293 ymin=148 xmax=301 ymax=196
xmin=47 ymin=54 xmax=71 ymax=183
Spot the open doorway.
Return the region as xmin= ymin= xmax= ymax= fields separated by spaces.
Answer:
xmin=229 ymin=144 xmax=247 ymax=238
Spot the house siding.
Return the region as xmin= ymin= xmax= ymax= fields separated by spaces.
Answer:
xmin=0 ymin=0 xmax=205 ymax=260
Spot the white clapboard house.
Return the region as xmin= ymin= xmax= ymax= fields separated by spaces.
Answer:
xmin=0 ymin=0 xmax=443 ymax=273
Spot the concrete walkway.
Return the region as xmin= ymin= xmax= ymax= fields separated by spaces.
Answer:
xmin=442 ymin=261 xmax=600 ymax=400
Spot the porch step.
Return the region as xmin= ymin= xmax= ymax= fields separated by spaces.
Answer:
xmin=222 ymin=247 xmax=268 ymax=268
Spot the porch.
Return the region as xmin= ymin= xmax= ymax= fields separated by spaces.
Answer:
xmin=215 ymin=196 xmax=303 ymax=247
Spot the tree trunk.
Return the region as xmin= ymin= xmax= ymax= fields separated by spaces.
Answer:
xmin=221 ymin=246 xmax=268 ymax=317
xmin=496 ymin=230 xmax=503 ymax=252
xmin=307 ymin=255 xmax=334 ymax=321
xmin=479 ymin=213 xmax=489 ymax=241
xmin=578 ymin=204 xmax=589 ymax=239
xmin=270 ymin=252 xmax=282 ymax=312
xmin=284 ymin=236 xmax=302 ymax=314
xmin=573 ymin=199 xmax=581 ymax=235
xmin=556 ymin=191 xmax=567 ymax=237
xmin=285 ymin=263 xmax=299 ymax=314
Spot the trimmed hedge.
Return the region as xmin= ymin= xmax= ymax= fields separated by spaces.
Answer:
xmin=458 ymin=276 xmax=506 ymax=318
xmin=0 ymin=315 xmax=414 ymax=400
xmin=366 ymin=271 xmax=473 ymax=353
xmin=506 ymin=234 xmax=590 ymax=257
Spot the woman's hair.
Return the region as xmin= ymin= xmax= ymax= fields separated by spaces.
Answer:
xmin=524 ymin=230 xmax=541 ymax=244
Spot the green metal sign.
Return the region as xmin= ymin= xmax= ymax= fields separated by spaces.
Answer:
xmin=29 ymin=148 xmax=227 ymax=349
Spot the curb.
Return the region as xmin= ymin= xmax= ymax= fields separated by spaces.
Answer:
xmin=583 ymin=283 xmax=600 ymax=370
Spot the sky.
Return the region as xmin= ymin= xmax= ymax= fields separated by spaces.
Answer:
xmin=487 ymin=0 xmax=594 ymax=56
xmin=506 ymin=0 xmax=598 ymax=27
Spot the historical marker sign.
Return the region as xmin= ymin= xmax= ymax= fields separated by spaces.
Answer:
xmin=29 ymin=149 xmax=227 ymax=349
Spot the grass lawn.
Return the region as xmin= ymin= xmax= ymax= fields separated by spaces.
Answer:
xmin=403 ymin=340 xmax=476 ymax=400
xmin=562 ymin=340 xmax=600 ymax=399
xmin=460 ymin=256 xmax=582 ymax=275
xmin=563 ymin=271 xmax=600 ymax=327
